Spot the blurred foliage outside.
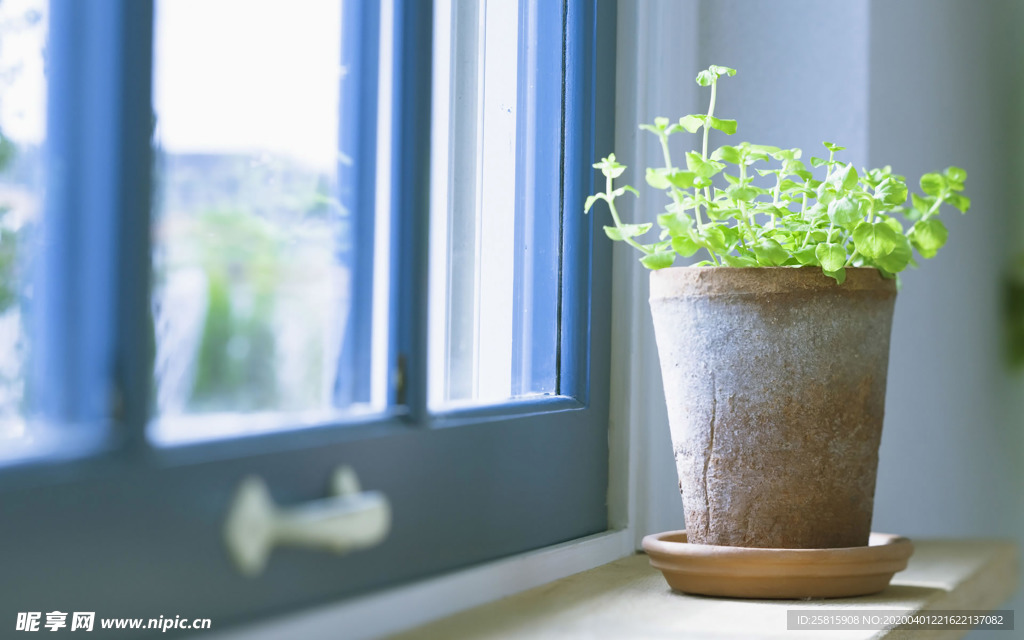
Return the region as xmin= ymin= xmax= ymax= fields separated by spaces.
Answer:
xmin=151 ymin=151 xmax=349 ymax=417
xmin=0 ymin=0 xmax=43 ymax=423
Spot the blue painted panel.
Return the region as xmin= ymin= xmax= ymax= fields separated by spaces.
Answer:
xmin=511 ymin=0 xmax=564 ymax=398
xmin=388 ymin=0 xmax=433 ymax=420
xmin=560 ymin=0 xmax=601 ymax=404
xmin=0 ymin=3 xmax=618 ymax=635
xmin=36 ymin=0 xmax=154 ymax=445
xmin=334 ymin=0 xmax=381 ymax=406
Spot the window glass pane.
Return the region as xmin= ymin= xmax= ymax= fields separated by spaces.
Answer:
xmin=149 ymin=0 xmax=383 ymax=444
xmin=428 ymin=0 xmax=558 ymax=409
xmin=0 ymin=0 xmax=45 ymax=461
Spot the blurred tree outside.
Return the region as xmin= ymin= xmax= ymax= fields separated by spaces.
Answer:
xmin=0 ymin=0 xmax=43 ymax=423
xmin=151 ymin=150 xmax=346 ymax=418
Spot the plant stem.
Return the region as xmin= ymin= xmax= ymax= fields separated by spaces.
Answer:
xmin=923 ymin=190 xmax=945 ymax=220
xmin=800 ymin=226 xmax=813 ymax=249
xmin=770 ymin=174 xmax=781 ymax=229
xmin=658 ymin=133 xmax=673 ymax=169
xmin=738 ymin=162 xmax=756 ymax=238
xmin=700 ymin=79 xmax=718 ymax=206
xmin=606 ymin=194 xmax=647 ymax=254
xmin=823 ymin=150 xmax=835 ymax=184
xmin=659 ymin=134 xmax=699 ymax=236
xmin=702 ymin=81 xmax=717 ymax=161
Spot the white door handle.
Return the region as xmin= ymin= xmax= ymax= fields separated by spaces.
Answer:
xmin=223 ymin=466 xmax=391 ymax=576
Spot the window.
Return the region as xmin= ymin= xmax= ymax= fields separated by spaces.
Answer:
xmin=0 ymin=0 xmax=616 ymax=632
xmin=0 ymin=0 xmax=44 ymax=463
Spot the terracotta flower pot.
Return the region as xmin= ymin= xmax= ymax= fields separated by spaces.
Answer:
xmin=648 ymin=266 xmax=897 ymax=549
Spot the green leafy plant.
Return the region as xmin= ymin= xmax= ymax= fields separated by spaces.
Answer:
xmin=585 ymin=65 xmax=970 ymax=284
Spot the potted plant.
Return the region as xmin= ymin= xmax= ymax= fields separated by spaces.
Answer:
xmin=587 ymin=65 xmax=969 ymax=597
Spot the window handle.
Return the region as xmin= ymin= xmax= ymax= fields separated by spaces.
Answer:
xmin=223 ymin=466 xmax=391 ymax=576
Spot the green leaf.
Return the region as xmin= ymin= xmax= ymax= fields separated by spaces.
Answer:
xmin=873 ymin=234 xmax=913 ymax=273
xmin=823 ymin=141 xmax=846 ymax=152
xmin=640 ymin=250 xmax=675 ymax=270
xmin=920 ymin=173 xmax=946 ymax=197
xmin=827 ymin=195 xmax=862 ymax=229
xmin=701 ymin=225 xmax=729 ymax=253
xmin=653 ymin=116 xmax=670 ymax=130
xmin=816 ymin=183 xmax=836 ymax=205
xmin=665 ymin=170 xmax=698 ymax=189
xmin=707 ymin=116 xmax=738 ymax=135
xmin=722 ymin=254 xmax=759 ymax=267
xmin=725 ymin=184 xmax=758 ymax=202
xmin=778 ymin=178 xmax=803 ymax=192
xmin=852 ymin=221 xmax=900 ymax=259
xmin=593 ymin=154 xmax=626 ymax=179
xmin=645 ymin=167 xmax=672 ymax=190
xmin=658 ymin=211 xmax=691 ymax=236
xmin=718 ymin=224 xmax=740 ymax=247
xmin=747 ymin=143 xmax=781 ymax=156
xmin=753 ymin=238 xmax=789 ymax=266
xmin=671 ymin=234 xmax=701 ymax=257
xmin=611 ymin=185 xmax=639 ymax=198
xmin=947 ymin=193 xmax=971 ymax=213
xmin=808 ymin=228 xmax=829 ymax=243
xmin=711 ymin=145 xmax=742 ymax=164
xmin=880 ymin=215 xmax=903 ymax=234
xmin=604 ymin=223 xmax=652 ymax=241
xmin=911 ymin=193 xmax=934 ymax=213
xmin=944 ymin=166 xmax=967 ymax=187
xmin=584 ymin=194 xmax=601 ymax=214
xmin=823 ymin=267 xmax=847 ymax=285
xmin=833 ymin=163 xmax=859 ymax=190
xmin=679 ymin=115 xmax=705 ymax=133
xmin=696 ymin=65 xmax=736 ymax=87
xmin=874 ymin=176 xmax=908 ymax=207
xmin=706 ymin=206 xmax=741 ymax=222
xmin=685 ymin=152 xmax=725 ymax=178
xmin=815 ymin=243 xmax=847 ymax=272
xmin=810 ymin=156 xmax=827 ymax=168
xmin=783 ymin=158 xmax=811 ymax=180
xmin=793 ymin=246 xmax=820 ymax=266
xmin=864 ymin=166 xmax=891 ymax=182
xmin=771 ymin=148 xmax=802 ymax=161
xmin=908 ymin=217 xmax=948 ymax=258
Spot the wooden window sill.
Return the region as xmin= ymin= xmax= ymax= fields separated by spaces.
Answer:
xmin=394 ymin=539 xmax=1018 ymax=639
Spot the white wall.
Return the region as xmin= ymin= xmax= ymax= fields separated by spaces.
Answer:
xmin=615 ymin=0 xmax=1023 ymax=584
xmin=866 ymin=0 xmax=1019 ymax=540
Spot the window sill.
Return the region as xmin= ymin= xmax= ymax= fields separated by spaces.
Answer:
xmin=395 ymin=539 xmax=1018 ymax=639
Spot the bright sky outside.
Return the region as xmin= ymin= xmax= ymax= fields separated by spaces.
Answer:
xmin=154 ymin=0 xmax=342 ymax=170
xmin=0 ymin=0 xmax=343 ymax=171
xmin=0 ymin=0 xmax=46 ymax=144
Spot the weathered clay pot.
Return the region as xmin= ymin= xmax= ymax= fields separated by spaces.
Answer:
xmin=649 ymin=267 xmax=897 ymax=549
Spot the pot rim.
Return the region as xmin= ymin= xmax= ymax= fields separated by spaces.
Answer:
xmin=649 ymin=265 xmax=897 ymax=298
xmin=642 ymin=529 xmax=912 ymax=561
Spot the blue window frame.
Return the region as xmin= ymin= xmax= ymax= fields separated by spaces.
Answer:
xmin=0 ymin=0 xmax=617 ymax=632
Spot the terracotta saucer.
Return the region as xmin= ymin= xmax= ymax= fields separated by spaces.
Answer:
xmin=641 ymin=530 xmax=913 ymax=599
